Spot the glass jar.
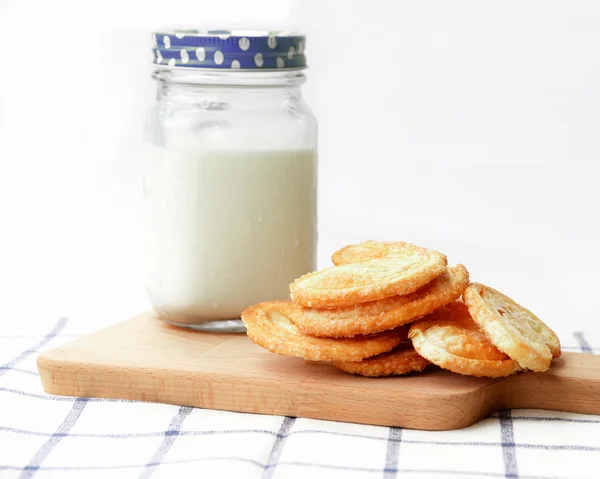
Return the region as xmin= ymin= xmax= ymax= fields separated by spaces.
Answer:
xmin=143 ymin=30 xmax=317 ymax=332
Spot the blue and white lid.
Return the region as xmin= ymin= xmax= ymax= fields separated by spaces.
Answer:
xmin=152 ymin=29 xmax=306 ymax=70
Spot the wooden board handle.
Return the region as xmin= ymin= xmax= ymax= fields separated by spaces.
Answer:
xmin=482 ymin=353 xmax=600 ymax=416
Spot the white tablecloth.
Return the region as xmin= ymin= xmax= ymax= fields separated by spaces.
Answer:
xmin=1 ymin=318 xmax=599 ymax=479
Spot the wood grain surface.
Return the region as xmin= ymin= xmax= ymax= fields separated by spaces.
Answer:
xmin=37 ymin=313 xmax=600 ymax=430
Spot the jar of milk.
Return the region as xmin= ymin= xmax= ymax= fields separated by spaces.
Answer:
xmin=144 ymin=30 xmax=317 ymax=331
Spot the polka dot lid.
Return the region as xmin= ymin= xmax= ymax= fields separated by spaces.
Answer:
xmin=152 ymin=29 xmax=306 ymax=70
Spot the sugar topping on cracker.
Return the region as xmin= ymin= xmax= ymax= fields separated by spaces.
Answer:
xmin=290 ymin=245 xmax=447 ymax=308
xmin=291 ymin=265 xmax=469 ymax=338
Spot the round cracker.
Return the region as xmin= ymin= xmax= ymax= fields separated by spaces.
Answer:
xmin=462 ymin=283 xmax=561 ymax=372
xmin=333 ymin=341 xmax=430 ymax=377
xmin=291 ymin=265 xmax=469 ymax=338
xmin=290 ymin=252 xmax=448 ymax=309
xmin=408 ymin=302 xmax=520 ymax=378
xmin=241 ymin=301 xmax=405 ymax=362
xmin=332 ymin=240 xmax=446 ymax=266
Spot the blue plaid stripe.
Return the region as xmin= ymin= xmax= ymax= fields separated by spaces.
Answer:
xmin=0 ymin=367 xmax=38 ymax=375
xmin=508 ymin=416 xmax=600 ymax=423
xmin=0 ymin=425 xmax=598 ymax=450
xmin=384 ymin=427 xmax=402 ymax=479
xmin=499 ymin=410 xmax=519 ymax=479
xmin=18 ymin=398 xmax=89 ymax=478
xmin=0 ymin=317 xmax=89 ymax=479
xmin=264 ymin=417 xmax=296 ymax=478
xmin=574 ymin=332 xmax=593 ymax=354
xmin=0 ymin=460 xmax=579 ymax=478
xmin=0 ymin=386 xmax=134 ymax=402
xmin=139 ymin=406 xmax=193 ymax=478
xmin=0 ymin=317 xmax=68 ymax=378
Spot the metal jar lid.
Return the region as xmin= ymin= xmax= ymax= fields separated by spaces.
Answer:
xmin=152 ymin=29 xmax=306 ymax=70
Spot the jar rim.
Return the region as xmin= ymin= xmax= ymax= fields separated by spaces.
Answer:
xmin=152 ymin=68 xmax=307 ymax=87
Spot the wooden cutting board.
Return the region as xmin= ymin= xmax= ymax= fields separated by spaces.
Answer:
xmin=37 ymin=312 xmax=600 ymax=431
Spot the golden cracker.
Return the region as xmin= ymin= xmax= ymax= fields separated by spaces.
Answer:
xmin=241 ymin=301 xmax=405 ymax=362
xmin=409 ymin=302 xmax=520 ymax=378
xmin=291 ymin=265 xmax=469 ymax=338
xmin=290 ymin=251 xmax=447 ymax=309
xmin=463 ymin=283 xmax=561 ymax=372
xmin=332 ymin=240 xmax=446 ymax=266
xmin=333 ymin=341 xmax=429 ymax=377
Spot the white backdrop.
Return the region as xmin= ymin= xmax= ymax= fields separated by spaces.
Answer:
xmin=1 ymin=0 xmax=599 ymax=332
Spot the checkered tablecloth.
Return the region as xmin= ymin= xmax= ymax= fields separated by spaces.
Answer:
xmin=1 ymin=319 xmax=599 ymax=479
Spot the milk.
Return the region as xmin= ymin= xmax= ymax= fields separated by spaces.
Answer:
xmin=143 ymin=145 xmax=317 ymax=323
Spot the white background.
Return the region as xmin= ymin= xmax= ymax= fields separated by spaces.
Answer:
xmin=1 ymin=0 xmax=599 ymax=332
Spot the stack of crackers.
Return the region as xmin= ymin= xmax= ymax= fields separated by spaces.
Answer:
xmin=241 ymin=241 xmax=561 ymax=378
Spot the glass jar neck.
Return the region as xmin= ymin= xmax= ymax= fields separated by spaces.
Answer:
xmin=153 ymin=68 xmax=305 ymax=97
xmin=153 ymin=68 xmax=306 ymax=103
